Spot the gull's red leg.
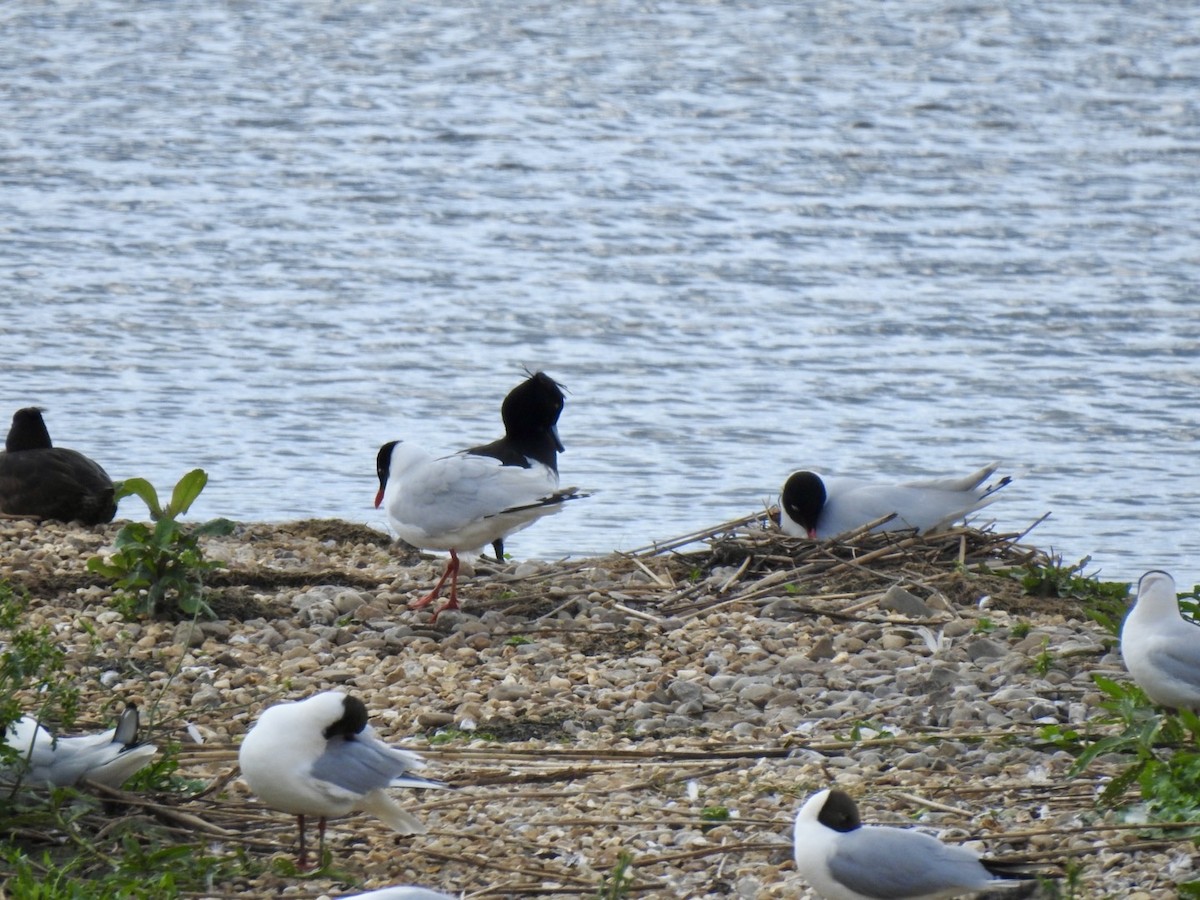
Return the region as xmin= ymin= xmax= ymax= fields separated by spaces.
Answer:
xmin=296 ymin=813 xmax=309 ymax=870
xmin=432 ymin=550 xmax=462 ymax=620
xmin=408 ymin=556 xmax=455 ymax=610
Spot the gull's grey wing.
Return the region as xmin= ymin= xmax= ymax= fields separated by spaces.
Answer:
xmin=908 ymin=463 xmax=999 ymax=493
xmin=827 ymin=826 xmax=992 ymax=898
xmin=310 ymin=734 xmax=443 ymax=797
xmin=3 ymin=718 xmax=124 ymax=786
xmin=1147 ymin=638 xmax=1200 ymax=690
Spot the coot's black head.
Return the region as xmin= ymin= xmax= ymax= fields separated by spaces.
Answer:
xmin=781 ymin=471 xmax=827 ymax=537
xmin=323 ymin=694 xmax=369 ymax=741
xmin=818 ymin=789 xmax=862 ymax=833
xmin=7 ymin=407 xmax=53 ymax=452
xmin=502 ymin=372 xmax=565 ymax=446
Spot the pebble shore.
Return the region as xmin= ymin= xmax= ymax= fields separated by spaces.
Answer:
xmin=0 ymin=516 xmax=1189 ymax=899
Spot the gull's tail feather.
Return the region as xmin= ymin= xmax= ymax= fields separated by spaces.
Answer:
xmin=362 ymin=790 xmax=429 ymax=835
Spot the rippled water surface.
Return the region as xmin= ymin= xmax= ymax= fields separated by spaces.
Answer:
xmin=3 ymin=1 xmax=1198 ymax=584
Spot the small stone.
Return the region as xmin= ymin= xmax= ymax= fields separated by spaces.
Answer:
xmin=967 ymin=638 xmax=1008 ymax=662
xmin=488 ymin=683 xmax=532 ymax=702
xmin=808 ymin=637 xmax=836 ymax=661
xmin=880 ymin=585 xmax=934 ymax=618
xmin=333 ymin=590 xmax=367 ymax=614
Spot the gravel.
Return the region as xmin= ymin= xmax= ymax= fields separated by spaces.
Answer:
xmin=0 ymin=517 xmax=1188 ymax=899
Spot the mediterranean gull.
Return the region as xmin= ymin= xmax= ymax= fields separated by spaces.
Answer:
xmin=793 ymin=788 xmax=1035 ymax=899
xmin=780 ymin=463 xmax=1011 ymax=541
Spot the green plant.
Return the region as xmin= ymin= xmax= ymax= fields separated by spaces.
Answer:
xmin=1042 ymin=676 xmax=1200 ymax=824
xmin=121 ymin=741 xmax=203 ymax=795
xmin=596 ymin=851 xmax=635 ymax=900
xmin=1037 ymin=860 xmax=1085 ymax=900
xmin=1 ymin=582 xmax=82 ymax=783
xmin=86 ymin=470 xmax=233 ymax=618
xmin=973 ymin=617 xmax=995 ymax=634
xmin=1179 ymin=582 xmax=1200 ymax=625
xmin=1031 ymin=637 xmax=1054 ymax=677
xmin=0 ymin=823 xmax=265 ymax=898
xmin=428 ymin=727 xmax=498 ymax=745
xmin=504 ymin=635 xmax=532 ymax=647
xmin=1011 ymin=621 xmax=1032 ymax=639
xmin=1006 ymin=556 xmax=1130 ymax=634
xmin=842 ymin=720 xmax=894 ymax=742
xmin=699 ymin=805 xmax=730 ymax=833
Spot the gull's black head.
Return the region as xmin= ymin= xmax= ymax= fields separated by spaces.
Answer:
xmin=818 ymin=789 xmax=862 ymax=833
xmin=7 ymin=407 xmax=53 ymax=452
xmin=323 ymin=694 xmax=369 ymax=741
xmin=781 ymin=471 xmax=827 ymax=537
xmin=374 ymin=441 xmax=399 ymax=508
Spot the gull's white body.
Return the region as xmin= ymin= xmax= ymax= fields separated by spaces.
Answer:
xmin=781 ymin=463 xmax=1010 ymax=541
xmin=1121 ymin=570 xmax=1200 ymax=710
xmin=0 ymin=707 xmax=157 ymax=788
xmin=238 ymin=691 xmax=443 ymax=836
xmin=380 ymin=441 xmax=568 ymax=556
xmin=793 ymin=789 xmax=1029 ymax=899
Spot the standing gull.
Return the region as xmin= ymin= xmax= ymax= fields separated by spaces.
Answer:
xmin=1121 ymin=570 xmax=1200 ymax=710
xmin=375 ymin=372 xmax=584 ymax=618
xmin=780 ymin=463 xmax=1011 ymax=541
xmin=792 ymin=788 xmax=1035 ymax=899
xmin=238 ymin=691 xmax=447 ymax=869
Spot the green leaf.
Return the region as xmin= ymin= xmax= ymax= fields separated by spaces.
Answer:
xmin=193 ymin=517 xmax=236 ymax=537
xmin=86 ymin=557 xmax=124 ymax=579
xmin=167 ymin=469 xmax=208 ymax=518
xmin=1092 ymin=674 xmax=1127 ymax=699
xmin=116 ymin=477 xmax=164 ymax=519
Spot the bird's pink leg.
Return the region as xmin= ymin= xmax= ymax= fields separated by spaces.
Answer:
xmin=296 ymin=813 xmax=309 ymax=870
xmin=408 ymin=554 xmax=456 ymax=610
xmin=431 ymin=550 xmax=462 ymax=621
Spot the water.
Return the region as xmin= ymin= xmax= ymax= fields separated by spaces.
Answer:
xmin=3 ymin=1 xmax=1198 ymax=586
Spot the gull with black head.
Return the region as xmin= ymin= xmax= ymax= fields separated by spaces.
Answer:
xmin=793 ymin=788 xmax=1036 ymax=899
xmin=239 ymin=691 xmax=447 ymax=869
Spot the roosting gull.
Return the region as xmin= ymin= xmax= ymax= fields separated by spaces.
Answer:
xmin=792 ymin=787 xmax=1036 ymax=899
xmin=1 ymin=704 xmax=157 ymax=788
xmin=780 ymin=462 xmax=1011 ymax=541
